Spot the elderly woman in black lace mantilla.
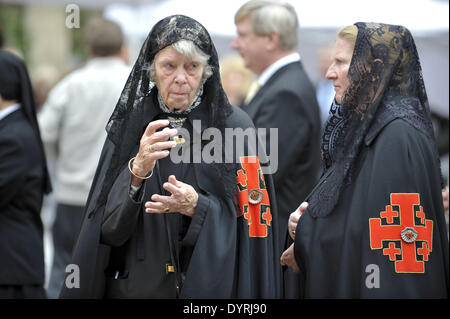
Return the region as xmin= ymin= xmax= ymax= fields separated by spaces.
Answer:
xmin=60 ymin=15 xmax=280 ymax=299
xmin=281 ymin=22 xmax=448 ymax=298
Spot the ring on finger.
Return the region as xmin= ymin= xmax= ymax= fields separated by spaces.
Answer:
xmin=148 ymin=144 xmax=155 ymax=153
xmin=164 ymin=207 xmax=170 ymax=212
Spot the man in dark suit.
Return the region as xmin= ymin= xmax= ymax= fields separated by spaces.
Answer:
xmin=0 ymin=51 xmax=51 ymax=298
xmin=232 ymin=0 xmax=321 ymax=298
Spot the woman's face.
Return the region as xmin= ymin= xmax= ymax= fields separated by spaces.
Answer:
xmin=326 ymin=37 xmax=354 ymax=104
xmin=154 ymin=45 xmax=204 ymax=112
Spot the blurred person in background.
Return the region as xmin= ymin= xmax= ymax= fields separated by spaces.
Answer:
xmin=231 ymin=0 xmax=321 ymax=298
xmin=0 ymin=50 xmax=52 ymax=299
xmin=430 ymin=110 xmax=449 ymax=234
xmin=443 ymin=186 xmax=449 ymax=235
xmin=219 ymin=54 xmax=254 ymax=107
xmin=0 ymin=25 xmax=4 ymax=48
xmin=38 ymin=17 xmax=130 ymax=298
xmin=31 ymin=64 xmax=60 ymax=111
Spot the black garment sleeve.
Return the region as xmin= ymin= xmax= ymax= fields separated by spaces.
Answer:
xmin=182 ymin=192 xmax=210 ymax=247
xmin=0 ymin=135 xmax=27 ymax=210
xmin=101 ymin=165 xmax=146 ymax=247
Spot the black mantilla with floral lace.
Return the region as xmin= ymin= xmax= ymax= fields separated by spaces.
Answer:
xmin=310 ymin=22 xmax=440 ymax=218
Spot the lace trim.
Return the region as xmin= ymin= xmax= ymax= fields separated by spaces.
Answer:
xmin=156 ymin=81 xmax=204 ymax=128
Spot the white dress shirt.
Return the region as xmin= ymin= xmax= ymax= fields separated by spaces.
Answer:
xmin=0 ymin=103 xmax=20 ymax=121
xmin=258 ymin=52 xmax=301 ymax=86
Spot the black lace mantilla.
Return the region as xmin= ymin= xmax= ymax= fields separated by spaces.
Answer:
xmin=321 ymin=99 xmax=350 ymax=169
xmin=309 ymin=22 xmax=440 ymax=218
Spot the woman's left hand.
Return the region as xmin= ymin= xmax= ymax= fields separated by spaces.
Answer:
xmin=145 ymin=175 xmax=199 ymax=217
xmin=280 ymin=243 xmax=299 ymax=273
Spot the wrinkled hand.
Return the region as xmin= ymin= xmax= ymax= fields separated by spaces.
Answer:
xmin=443 ymin=186 xmax=449 ymax=217
xmin=288 ymin=202 xmax=308 ymax=240
xmin=131 ymin=120 xmax=177 ymax=184
xmin=145 ymin=175 xmax=199 ymax=217
xmin=280 ymin=243 xmax=299 ymax=273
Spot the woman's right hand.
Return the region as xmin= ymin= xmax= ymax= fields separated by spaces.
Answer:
xmin=130 ymin=119 xmax=178 ymax=186
xmin=288 ymin=202 xmax=308 ymax=240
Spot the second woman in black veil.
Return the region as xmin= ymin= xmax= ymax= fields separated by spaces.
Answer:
xmin=282 ymin=22 xmax=448 ymax=298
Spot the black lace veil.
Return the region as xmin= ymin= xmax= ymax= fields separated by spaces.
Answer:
xmin=309 ymin=22 xmax=439 ymax=218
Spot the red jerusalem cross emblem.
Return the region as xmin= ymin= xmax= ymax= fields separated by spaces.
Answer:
xmin=236 ymin=156 xmax=272 ymax=238
xmin=369 ymin=193 xmax=433 ymax=273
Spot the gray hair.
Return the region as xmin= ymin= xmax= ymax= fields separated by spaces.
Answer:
xmin=235 ymin=0 xmax=299 ymax=51
xmin=148 ymin=39 xmax=213 ymax=82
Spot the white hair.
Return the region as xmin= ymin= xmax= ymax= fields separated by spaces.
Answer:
xmin=148 ymin=39 xmax=213 ymax=81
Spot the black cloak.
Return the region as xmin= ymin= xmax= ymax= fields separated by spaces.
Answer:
xmin=60 ymin=15 xmax=280 ymax=299
xmin=0 ymin=51 xmax=51 ymax=293
xmin=294 ymin=23 xmax=449 ymax=298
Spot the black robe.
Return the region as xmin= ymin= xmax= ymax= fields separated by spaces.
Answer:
xmin=0 ymin=51 xmax=51 ymax=297
xmin=294 ymin=118 xmax=449 ymax=298
xmin=60 ymin=14 xmax=280 ymax=299
xmin=0 ymin=110 xmax=46 ymax=286
xmin=60 ymin=96 xmax=280 ymax=298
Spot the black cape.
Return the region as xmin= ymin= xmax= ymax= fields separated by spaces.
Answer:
xmin=295 ymin=116 xmax=449 ymax=298
xmin=0 ymin=50 xmax=51 ymax=194
xmin=60 ymin=104 xmax=280 ymax=299
xmin=294 ymin=23 xmax=449 ymax=298
xmin=0 ymin=50 xmax=51 ymax=287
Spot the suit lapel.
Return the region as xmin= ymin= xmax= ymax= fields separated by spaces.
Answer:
xmin=0 ymin=109 xmax=21 ymax=128
xmin=243 ymin=61 xmax=301 ymax=114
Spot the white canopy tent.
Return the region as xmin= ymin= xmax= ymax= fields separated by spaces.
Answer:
xmin=104 ymin=0 xmax=449 ymax=117
xmin=103 ymin=0 xmax=449 ymax=36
